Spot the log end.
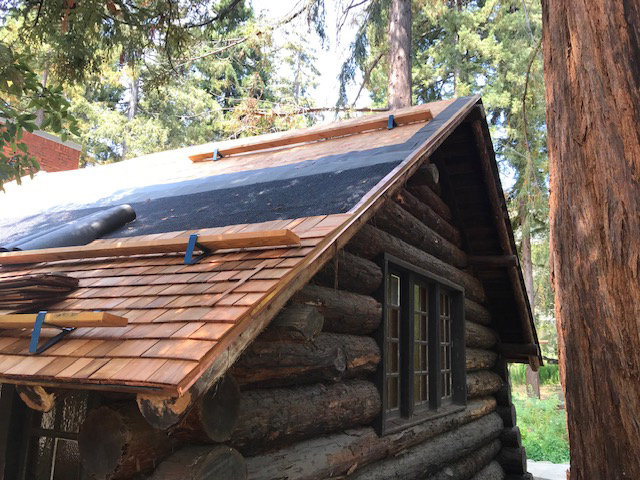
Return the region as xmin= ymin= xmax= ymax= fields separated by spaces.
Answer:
xmin=199 ymin=375 xmax=241 ymax=442
xmin=17 ymin=385 xmax=56 ymax=412
xmin=137 ymin=390 xmax=194 ymax=431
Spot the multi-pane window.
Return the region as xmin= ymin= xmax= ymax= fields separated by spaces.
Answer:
xmin=378 ymin=255 xmax=466 ymax=434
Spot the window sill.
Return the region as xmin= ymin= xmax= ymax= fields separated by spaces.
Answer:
xmin=382 ymin=403 xmax=466 ymax=436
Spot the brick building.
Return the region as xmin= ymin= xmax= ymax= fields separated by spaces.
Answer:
xmin=3 ymin=129 xmax=82 ymax=173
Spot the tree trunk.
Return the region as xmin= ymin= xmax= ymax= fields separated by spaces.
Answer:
xmin=149 ymin=445 xmax=247 ymax=480
xmin=521 ymin=226 xmax=540 ymax=398
xmin=541 ymin=2 xmax=640 ymax=478
xmin=245 ymin=397 xmax=496 ymax=480
xmin=230 ymin=380 xmax=381 ymax=455
xmin=78 ymin=402 xmax=177 ymax=479
xmin=387 ymin=0 xmax=412 ymax=109
xmin=292 ymin=284 xmax=382 ymax=334
xmin=425 ymin=439 xmax=502 ymax=480
xmin=230 ymin=332 xmax=379 ymax=389
xmin=348 ymin=413 xmax=503 ymax=480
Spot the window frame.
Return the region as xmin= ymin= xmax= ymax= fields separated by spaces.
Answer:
xmin=377 ymin=253 xmax=467 ymax=435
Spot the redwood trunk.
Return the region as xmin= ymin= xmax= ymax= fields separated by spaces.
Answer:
xmin=387 ymin=0 xmax=412 ymax=109
xmin=541 ymin=1 xmax=640 ymax=478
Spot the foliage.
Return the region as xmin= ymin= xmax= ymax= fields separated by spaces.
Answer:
xmin=0 ymin=40 xmax=78 ymax=189
xmin=509 ymin=364 xmax=559 ymax=386
xmin=513 ymin=391 xmax=569 ymax=463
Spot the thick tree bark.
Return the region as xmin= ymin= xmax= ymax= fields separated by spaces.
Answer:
xmin=387 ymin=0 xmax=412 ymax=109
xmin=230 ymin=332 xmax=379 ymax=389
xmin=348 ymin=413 xmax=503 ymax=480
xmin=230 ymin=380 xmax=381 ymax=455
xmin=245 ymin=397 xmax=496 ymax=480
xmin=313 ymin=251 xmax=383 ymax=295
xmin=78 ymin=402 xmax=177 ymax=479
xmin=425 ymin=439 xmax=502 ymax=480
xmin=348 ymin=224 xmax=485 ymax=302
xmin=292 ymin=284 xmax=382 ymax=334
xmin=149 ymin=445 xmax=247 ymax=480
xmin=541 ymin=2 xmax=640 ymax=478
xmin=375 ymin=201 xmax=467 ymax=267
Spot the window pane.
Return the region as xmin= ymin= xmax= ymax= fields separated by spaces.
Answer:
xmin=52 ymin=439 xmax=81 ymax=480
xmin=389 ymin=275 xmax=400 ymax=307
xmin=388 ymin=308 xmax=400 ymax=339
xmin=440 ymin=292 xmax=452 ymax=401
xmin=387 ymin=376 xmax=399 ymax=410
xmin=388 ymin=341 xmax=399 ymax=374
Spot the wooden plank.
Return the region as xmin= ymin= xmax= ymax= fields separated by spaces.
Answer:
xmin=0 ymin=312 xmax=128 ymax=329
xmin=189 ymin=108 xmax=433 ymax=162
xmin=0 ymin=230 xmax=301 ymax=265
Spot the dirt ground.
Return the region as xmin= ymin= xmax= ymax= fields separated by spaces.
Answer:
xmin=512 ymin=384 xmax=565 ymax=406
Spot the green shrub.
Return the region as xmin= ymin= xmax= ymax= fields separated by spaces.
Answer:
xmin=513 ymin=392 xmax=570 ymax=463
xmin=509 ymin=364 xmax=560 ymax=386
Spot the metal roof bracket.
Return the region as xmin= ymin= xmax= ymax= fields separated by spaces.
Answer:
xmin=184 ymin=234 xmax=213 ymax=265
xmin=388 ymin=115 xmax=397 ymax=130
xmin=29 ymin=311 xmax=76 ymax=354
xmin=212 ymin=148 xmax=222 ymax=161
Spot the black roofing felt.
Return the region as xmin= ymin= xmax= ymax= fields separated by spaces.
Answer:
xmin=0 ymin=97 xmax=473 ymax=247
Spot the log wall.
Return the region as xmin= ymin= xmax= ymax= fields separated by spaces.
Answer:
xmin=75 ymin=160 xmax=529 ymax=479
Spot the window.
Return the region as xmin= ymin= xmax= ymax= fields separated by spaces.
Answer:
xmin=377 ymin=254 xmax=466 ymax=434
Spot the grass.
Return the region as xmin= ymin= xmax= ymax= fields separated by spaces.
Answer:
xmin=511 ymin=384 xmax=570 ymax=464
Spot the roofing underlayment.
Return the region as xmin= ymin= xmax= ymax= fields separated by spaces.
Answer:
xmin=0 ymin=95 xmax=534 ymax=394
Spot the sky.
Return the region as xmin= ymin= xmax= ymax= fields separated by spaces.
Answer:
xmin=251 ymin=0 xmax=370 ymax=110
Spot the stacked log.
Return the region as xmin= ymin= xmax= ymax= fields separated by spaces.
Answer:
xmin=149 ymin=445 xmax=247 ymax=480
xmin=314 ymin=251 xmax=383 ymax=295
xmin=245 ymin=397 xmax=496 ymax=480
xmin=425 ymin=439 xmax=502 ymax=480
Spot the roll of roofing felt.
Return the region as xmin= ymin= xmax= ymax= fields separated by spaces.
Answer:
xmin=6 ymin=205 xmax=136 ymax=251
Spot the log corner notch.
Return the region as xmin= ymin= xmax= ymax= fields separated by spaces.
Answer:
xmin=137 ymin=375 xmax=240 ymax=434
xmin=16 ymin=385 xmax=56 ymax=412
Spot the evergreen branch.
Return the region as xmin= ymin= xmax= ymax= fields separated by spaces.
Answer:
xmin=185 ymin=0 xmax=244 ymax=29
xmin=172 ymin=37 xmax=249 ymax=68
xmin=351 ymin=50 xmax=384 ymax=107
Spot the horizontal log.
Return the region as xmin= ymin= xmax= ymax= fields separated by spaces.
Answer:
xmin=175 ymin=375 xmax=241 ymax=443
xmin=465 ymin=299 xmax=492 ymax=326
xmin=407 ymin=184 xmax=452 ymax=221
xmin=466 ymin=322 xmax=498 ymax=349
xmin=467 ymin=371 xmax=504 ymax=399
xmin=496 ymin=447 xmax=527 ymax=475
xmin=230 ymin=332 xmax=379 ymax=389
xmin=16 ymin=385 xmax=55 ymax=412
xmin=149 ymin=445 xmax=247 ymax=480
xmin=501 ymin=426 xmax=522 ymax=448
xmin=497 ymin=405 xmax=517 ymax=428
xmin=259 ymin=304 xmax=324 ymax=341
xmin=79 ymin=402 xmax=177 ymax=479
xmin=292 ymin=284 xmax=382 ymax=334
xmin=349 ymin=413 xmax=503 ymax=479
xmin=467 ymin=348 xmax=498 ymax=371
xmin=348 ymin=224 xmax=485 ymax=302
xmin=425 ymin=439 xmax=502 ymax=480
xmin=314 ymin=251 xmax=383 ymax=295
xmin=375 ymin=201 xmax=467 ymax=267
xmin=230 ymin=379 xmax=381 ymax=455
xmin=473 ymin=461 xmax=506 ymax=480
xmin=411 ymin=163 xmax=441 ymax=194
xmin=394 ymin=188 xmax=461 ymax=245
xmin=245 ymin=397 xmax=497 ymax=480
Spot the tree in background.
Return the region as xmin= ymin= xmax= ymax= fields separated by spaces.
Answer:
xmin=541 ymin=1 xmax=640 ymax=478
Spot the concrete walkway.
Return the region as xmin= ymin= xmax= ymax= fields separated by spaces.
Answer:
xmin=528 ymin=460 xmax=569 ymax=480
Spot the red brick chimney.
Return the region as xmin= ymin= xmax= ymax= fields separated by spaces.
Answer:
xmin=3 ymin=130 xmax=82 ymax=173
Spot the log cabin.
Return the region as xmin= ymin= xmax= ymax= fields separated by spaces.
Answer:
xmin=0 ymin=95 xmax=540 ymax=480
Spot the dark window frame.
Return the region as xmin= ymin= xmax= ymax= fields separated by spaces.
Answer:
xmin=376 ymin=254 xmax=467 ymax=435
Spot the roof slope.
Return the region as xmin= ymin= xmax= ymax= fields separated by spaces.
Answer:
xmin=0 ymin=95 xmax=538 ymax=394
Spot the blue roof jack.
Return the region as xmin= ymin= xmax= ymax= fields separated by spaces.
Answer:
xmin=213 ymin=148 xmax=222 ymax=161
xmin=29 ymin=311 xmax=75 ymax=354
xmin=184 ymin=233 xmax=213 ymax=265
xmin=388 ymin=115 xmax=397 ymax=130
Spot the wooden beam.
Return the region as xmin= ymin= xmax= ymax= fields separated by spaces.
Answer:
xmin=0 ymin=311 xmax=127 ymax=328
xmin=468 ymin=255 xmax=519 ymax=268
xmin=189 ymin=108 xmax=433 ymax=162
xmin=496 ymin=343 xmax=540 ymax=357
xmin=0 ymin=230 xmax=301 ymax=265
